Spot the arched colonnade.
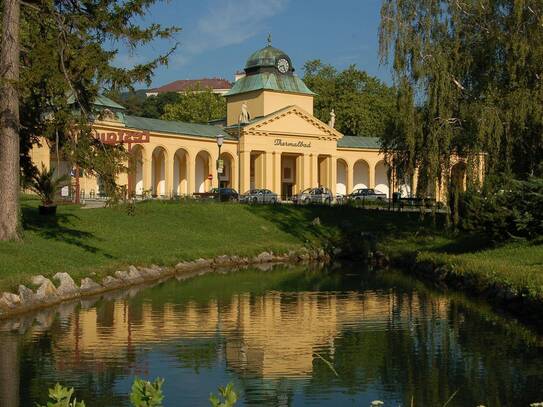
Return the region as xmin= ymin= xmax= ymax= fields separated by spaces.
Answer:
xmin=335 ymin=158 xmax=396 ymax=197
xmin=128 ymin=144 xmax=238 ymax=198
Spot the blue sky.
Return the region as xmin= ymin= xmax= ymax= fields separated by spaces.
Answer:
xmin=114 ymin=0 xmax=390 ymax=88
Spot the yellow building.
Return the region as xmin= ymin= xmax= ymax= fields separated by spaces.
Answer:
xmin=31 ymin=41 xmax=467 ymax=201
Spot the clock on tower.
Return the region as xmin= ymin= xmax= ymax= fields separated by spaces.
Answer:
xmin=277 ymin=58 xmax=290 ymax=74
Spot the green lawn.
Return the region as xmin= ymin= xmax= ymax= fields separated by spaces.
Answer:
xmin=0 ymin=197 xmax=541 ymax=301
xmin=383 ymin=227 xmax=543 ymax=301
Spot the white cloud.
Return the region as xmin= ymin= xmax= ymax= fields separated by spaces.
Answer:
xmin=112 ymin=52 xmax=148 ymax=69
xmin=179 ymin=0 xmax=288 ymax=61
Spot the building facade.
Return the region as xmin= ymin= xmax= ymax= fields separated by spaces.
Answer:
xmin=32 ymin=42 xmax=466 ymax=201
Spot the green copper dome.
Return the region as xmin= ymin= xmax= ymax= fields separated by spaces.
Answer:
xmin=245 ymin=45 xmax=291 ymax=70
xmin=226 ymin=38 xmax=313 ymax=97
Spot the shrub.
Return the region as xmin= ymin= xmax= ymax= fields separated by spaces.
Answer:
xmin=39 ymin=379 xmax=237 ymax=407
xmin=459 ymin=177 xmax=543 ymax=240
xmin=130 ymin=377 xmax=165 ymax=407
xmin=209 ymin=383 xmax=238 ymax=407
xmin=37 ymin=383 xmax=85 ymax=407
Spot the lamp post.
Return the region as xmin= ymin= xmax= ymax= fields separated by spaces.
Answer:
xmin=216 ymin=134 xmax=224 ymax=202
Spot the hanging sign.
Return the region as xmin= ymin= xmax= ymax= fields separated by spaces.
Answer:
xmin=217 ymin=159 xmax=224 ymax=174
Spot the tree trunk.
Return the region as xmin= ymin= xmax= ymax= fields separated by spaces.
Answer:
xmin=0 ymin=331 xmax=20 ymax=407
xmin=0 ymin=0 xmax=21 ymax=241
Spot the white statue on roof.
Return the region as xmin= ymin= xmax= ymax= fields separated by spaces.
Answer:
xmin=328 ymin=108 xmax=336 ymax=128
xmin=99 ymin=108 xmax=117 ymax=122
xmin=239 ymin=102 xmax=251 ymax=124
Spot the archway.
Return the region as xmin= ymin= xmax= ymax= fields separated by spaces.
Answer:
xmin=398 ymin=173 xmax=412 ymax=198
xmin=130 ymin=145 xmax=145 ymax=196
xmin=451 ymin=162 xmax=467 ymax=193
xmin=173 ymin=149 xmax=189 ymax=196
xmin=336 ymin=159 xmax=348 ymax=195
xmin=375 ymin=160 xmax=390 ymax=197
xmin=353 ymin=160 xmax=370 ymax=190
xmin=195 ymin=150 xmax=212 ymax=193
xmin=220 ymin=152 xmax=234 ymax=189
xmin=152 ymin=146 xmax=167 ymax=197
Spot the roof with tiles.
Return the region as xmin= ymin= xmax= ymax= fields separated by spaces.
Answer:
xmin=337 ymin=135 xmax=382 ymax=150
xmin=148 ymin=78 xmax=232 ymax=93
xmin=225 ymin=72 xmax=314 ymax=97
xmin=67 ymin=94 xmax=126 ymax=111
xmin=124 ymin=115 xmax=234 ymax=140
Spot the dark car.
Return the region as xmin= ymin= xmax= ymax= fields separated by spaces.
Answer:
xmin=193 ymin=188 xmax=239 ymax=202
xmin=348 ymin=188 xmax=387 ymax=202
xmin=292 ymin=187 xmax=333 ymax=205
xmin=240 ymin=189 xmax=279 ymax=204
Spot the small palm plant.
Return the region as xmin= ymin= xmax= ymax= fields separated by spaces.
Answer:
xmin=29 ymin=164 xmax=69 ymax=215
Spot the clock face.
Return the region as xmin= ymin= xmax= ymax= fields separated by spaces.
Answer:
xmin=277 ymin=58 xmax=290 ymax=73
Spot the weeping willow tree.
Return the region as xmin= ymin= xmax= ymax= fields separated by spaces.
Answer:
xmin=379 ymin=0 xmax=543 ymax=211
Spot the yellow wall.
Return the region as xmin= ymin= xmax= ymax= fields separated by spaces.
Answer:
xmin=28 ymin=101 xmax=475 ymax=202
xmin=226 ymin=90 xmax=313 ymax=126
xmin=226 ymin=91 xmax=264 ymax=127
xmin=263 ymin=91 xmax=313 ymax=117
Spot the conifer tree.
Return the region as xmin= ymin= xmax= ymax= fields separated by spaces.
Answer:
xmin=0 ymin=0 xmax=178 ymax=240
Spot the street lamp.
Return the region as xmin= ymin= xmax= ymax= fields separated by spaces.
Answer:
xmin=216 ymin=134 xmax=224 ymax=202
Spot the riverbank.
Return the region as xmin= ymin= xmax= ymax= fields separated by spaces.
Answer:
xmin=0 ymin=197 xmax=541 ymax=319
xmin=381 ymin=229 xmax=543 ymax=322
xmin=0 ymin=196 xmax=420 ymax=291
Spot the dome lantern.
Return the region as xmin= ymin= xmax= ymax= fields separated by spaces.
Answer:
xmin=244 ymin=36 xmax=294 ymax=75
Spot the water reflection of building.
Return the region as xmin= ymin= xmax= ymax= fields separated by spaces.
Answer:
xmin=35 ymin=291 xmax=450 ymax=379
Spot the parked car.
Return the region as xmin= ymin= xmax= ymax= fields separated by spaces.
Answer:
xmin=292 ymin=187 xmax=333 ymax=205
xmin=348 ymin=188 xmax=387 ymax=202
xmin=240 ymin=189 xmax=279 ymax=204
xmin=193 ymin=188 xmax=239 ymax=202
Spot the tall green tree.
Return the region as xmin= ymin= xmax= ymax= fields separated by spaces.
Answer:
xmin=302 ymin=60 xmax=396 ymax=138
xmin=161 ymin=87 xmax=226 ymax=124
xmin=379 ymin=0 xmax=543 ymax=200
xmin=0 ymin=0 xmax=178 ymax=240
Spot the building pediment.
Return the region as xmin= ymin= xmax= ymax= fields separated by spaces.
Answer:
xmin=242 ymin=106 xmax=342 ymax=140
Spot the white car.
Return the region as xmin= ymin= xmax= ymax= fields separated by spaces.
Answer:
xmin=240 ymin=189 xmax=279 ymax=204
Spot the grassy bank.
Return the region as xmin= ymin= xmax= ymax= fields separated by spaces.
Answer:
xmin=0 ymin=196 xmax=419 ymax=291
xmin=0 ymin=197 xmax=541 ymax=306
xmin=383 ymin=227 xmax=543 ymax=307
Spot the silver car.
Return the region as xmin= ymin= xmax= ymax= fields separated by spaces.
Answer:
xmin=240 ymin=189 xmax=279 ymax=204
xmin=292 ymin=187 xmax=333 ymax=205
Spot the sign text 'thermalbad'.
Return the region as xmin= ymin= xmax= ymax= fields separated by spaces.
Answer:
xmin=274 ymin=139 xmax=311 ymax=148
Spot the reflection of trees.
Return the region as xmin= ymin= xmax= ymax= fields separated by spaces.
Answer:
xmin=305 ymin=288 xmax=543 ymax=407
xmin=17 ymin=318 xmax=131 ymax=407
xmin=175 ymin=338 xmax=221 ymax=374
xmin=237 ymin=377 xmax=295 ymax=407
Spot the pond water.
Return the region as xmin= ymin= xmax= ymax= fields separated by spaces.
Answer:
xmin=1 ymin=263 xmax=543 ymax=407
